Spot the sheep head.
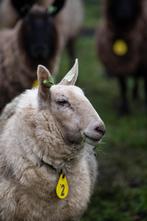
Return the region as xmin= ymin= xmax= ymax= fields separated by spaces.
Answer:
xmin=37 ymin=59 xmax=105 ymax=147
xmin=11 ymin=0 xmax=37 ymax=17
xmin=11 ymin=0 xmax=66 ymax=18
xmin=106 ymin=0 xmax=141 ymax=28
xmin=20 ymin=5 xmax=58 ymax=70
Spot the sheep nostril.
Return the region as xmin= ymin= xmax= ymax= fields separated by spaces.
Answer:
xmin=95 ymin=124 xmax=106 ymax=136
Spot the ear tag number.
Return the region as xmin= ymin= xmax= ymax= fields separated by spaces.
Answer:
xmin=56 ymin=173 xmax=69 ymax=199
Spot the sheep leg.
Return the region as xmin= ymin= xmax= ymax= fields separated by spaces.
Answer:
xmin=144 ymin=77 xmax=147 ymax=108
xmin=66 ymin=37 xmax=76 ymax=67
xmin=117 ymin=77 xmax=130 ymax=115
xmin=132 ymin=77 xmax=140 ymax=101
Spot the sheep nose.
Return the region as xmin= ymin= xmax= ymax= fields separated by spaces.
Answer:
xmin=84 ymin=121 xmax=106 ymax=144
xmin=31 ymin=45 xmax=48 ymax=57
xmin=94 ymin=123 xmax=106 ymax=136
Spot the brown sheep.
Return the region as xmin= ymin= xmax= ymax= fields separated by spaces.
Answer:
xmin=96 ymin=0 xmax=146 ymax=115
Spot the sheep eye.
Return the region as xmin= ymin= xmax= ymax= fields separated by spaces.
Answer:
xmin=56 ymin=99 xmax=70 ymax=107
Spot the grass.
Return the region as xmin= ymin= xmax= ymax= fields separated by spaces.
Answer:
xmin=58 ymin=1 xmax=147 ymax=220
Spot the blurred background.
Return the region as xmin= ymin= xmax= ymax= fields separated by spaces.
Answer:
xmin=0 ymin=0 xmax=147 ymax=220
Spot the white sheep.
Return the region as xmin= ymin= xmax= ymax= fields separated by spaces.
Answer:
xmin=54 ymin=0 xmax=84 ymax=65
xmin=0 ymin=60 xmax=105 ymax=221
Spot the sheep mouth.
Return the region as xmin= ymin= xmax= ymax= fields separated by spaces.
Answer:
xmin=83 ymin=134 xmax=101 ymax=146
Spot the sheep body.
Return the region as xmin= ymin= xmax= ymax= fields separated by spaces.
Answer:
xmin=54 ymin=0 xmax=84 ymax=49
xmin=0 ymin=24 xmax=34 ymax=111
xmin=96 ymin=21 xmax=143 ymax=76
xmin=0 ymin=0 xmax=18 ymax=27
xmin=0 ymin=62 xmax=105 ymax=221
xmin=55 ymin=0 xmax=84 ymax=66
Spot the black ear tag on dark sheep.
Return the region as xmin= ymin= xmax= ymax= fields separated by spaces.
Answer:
xmin=43 ymin=76 xmax=54 ymax=88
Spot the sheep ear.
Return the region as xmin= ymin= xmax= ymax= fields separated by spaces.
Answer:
xmin=11 ymin=0 xmax=37 ymax=17
xmin=37 ymin=65 xmax=54 ymax=100
xmin=48 ymin=0 xmax=66 ymax=16
xmin=59 ymin=59 xmax=79 ymax=85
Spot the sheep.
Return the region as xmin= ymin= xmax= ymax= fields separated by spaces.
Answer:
xmin=0 ymin=0 xmax=84 ymax=67
xmin=0 ymin=4 xmax=66 ymax=112
xmin=0 ymin=60 xmax=105 ymax=221
xmin=96 ymin=0 xmax=146 ymax=115
xmin=53 ymin=0 xmax=84 ymax=66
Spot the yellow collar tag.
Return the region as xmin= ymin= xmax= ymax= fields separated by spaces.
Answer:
xmin=32 ymin=80 xmax=39 ymax=88
xmin=112 ymin=39 xmax=128 ymax=56
xmin=56 ymin=173 xmax=69 ymax=199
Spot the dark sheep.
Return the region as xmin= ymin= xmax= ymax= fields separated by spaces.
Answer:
xmin=0 ymin=0 xmax=84 ymax=69
xmin=0 ymin=4 xmax=65 ymax=112
xmin=0 ymin=0 xmax=66 ymax=28
xmin=96 ymin=0 xmax=146 ymax=115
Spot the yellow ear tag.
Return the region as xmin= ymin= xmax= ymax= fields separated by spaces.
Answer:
xmin=56 ymin=173 xmax=69 ymax=199
xmin=32 ymin=80 xmax=39 ymax=88
xmin=113 ymin=39 xmax=128 ymax=56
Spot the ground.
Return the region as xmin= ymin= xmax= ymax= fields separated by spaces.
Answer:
xmin=58 ymin=1 xmax=147 ymax=220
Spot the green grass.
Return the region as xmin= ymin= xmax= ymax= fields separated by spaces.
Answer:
xmin=58 ymin=1 xmax=147 ymax=220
